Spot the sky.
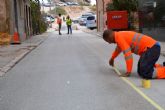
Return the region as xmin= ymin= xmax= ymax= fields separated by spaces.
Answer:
xmin=40 ymin=0 xmax=96 ymax=5
xmin=91 ymin=0 xmax=96 ymax=5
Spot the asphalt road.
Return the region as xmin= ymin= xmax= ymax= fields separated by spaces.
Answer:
xmin=0 ymin=31 xmax=159 ymax=110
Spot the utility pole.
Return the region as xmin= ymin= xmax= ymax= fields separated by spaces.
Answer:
xmin=42 ymin=0 xmax=44 ymax=13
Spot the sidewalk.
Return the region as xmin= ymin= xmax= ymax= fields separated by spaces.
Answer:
xmin=83 ymin=29 xmax=165 ymax=57
xmin=0 ymin=33 xmax=49 ymax=76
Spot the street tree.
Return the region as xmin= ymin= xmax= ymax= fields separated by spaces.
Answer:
xmin=31 ymin=0 xmax=47 ymax=34
xmin=106 ymin=0 xmax=138 ymax=14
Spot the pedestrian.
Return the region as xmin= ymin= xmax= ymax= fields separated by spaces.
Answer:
xmin=57 ymin=14 xmax=62 ymax=35
xmin=66 ymin=15 xmax=72 ymax=34
xmin=63 ymin=16 xmax=65 ymax=21
xmin=103 ymin=29 xmax=165 ymax=79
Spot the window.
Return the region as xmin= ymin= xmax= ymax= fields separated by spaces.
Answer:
xmin=87 ymin=16 xmax=95 ymax=20
xmin=138 ymin=0 xmax=165 ymax=41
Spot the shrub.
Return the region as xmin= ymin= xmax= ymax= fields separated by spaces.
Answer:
xmin=49 ymin=7 xmax=67 ymax=15
xmin=30 ymin=0 xmax=47 ymax=34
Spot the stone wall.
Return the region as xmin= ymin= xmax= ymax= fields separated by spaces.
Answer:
xmin=0 ymin=0 xmax=10 ymax=33
xmin=0 ymin=0 xmax=32 ymax=41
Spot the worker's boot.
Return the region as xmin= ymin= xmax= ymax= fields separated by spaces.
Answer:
xmin=155 ymin=62 xmax=165 ymax=67
xmin=156 ymin=67 xmax=165 ymax=79
xmin=155 ymin=64 xmax=161 ymax=68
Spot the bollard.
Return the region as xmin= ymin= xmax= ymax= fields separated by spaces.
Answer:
xmin=142 ymin=79 xmax=151 ymax=89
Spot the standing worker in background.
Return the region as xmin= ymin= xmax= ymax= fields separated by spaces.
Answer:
xmin=66 ymin=15 xmax=72 ymax=34
xmin=63 ymin=16 xmax=65 ymax=21
xmin=103 ymin=29 xmax=165 ymax=79
xmin=57 ymin=14 xmax=62 ymax=35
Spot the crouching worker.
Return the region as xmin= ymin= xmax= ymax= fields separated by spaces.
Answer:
xmin=103 ymin=29 xmax=165 ymax=79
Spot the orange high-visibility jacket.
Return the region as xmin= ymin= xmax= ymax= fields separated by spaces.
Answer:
xmin=111 ymin=31 xmax=157 ymax=73
xmin=57 ymin=17 xmax=62 ymax=24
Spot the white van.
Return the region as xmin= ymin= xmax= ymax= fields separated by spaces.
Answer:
xmin=79 ymin=13 xmax=93 ymax=25
xmin=86 ymin=15 xmax=97 ymax=29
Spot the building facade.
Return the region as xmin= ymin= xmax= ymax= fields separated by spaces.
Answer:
xmin=138 ymin=0 xmax=165 ymax=41
xmin=96 ymin=0 xmax=165 ymax=41
xmin=0 ymin=0 xmax=32 ymax=41
xmin=0 ymin=0 xmax=10 ymax=33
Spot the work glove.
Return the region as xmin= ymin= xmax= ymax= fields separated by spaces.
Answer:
xmin=109 ymin=58 xmax=114 ymax=67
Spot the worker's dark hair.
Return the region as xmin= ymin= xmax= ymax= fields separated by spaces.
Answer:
xmin=103 ymin=29 xmax=113 ymax=40
xmin=59 ymin=14 xmax=61 ymax=16
xmin=67 ymin=15 xmax=70 ymax=19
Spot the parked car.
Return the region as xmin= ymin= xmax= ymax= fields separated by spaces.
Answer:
xmin=79 ymin=13 xmax=93 ymax=25
xmin=66 ymin=2 xmax=79 ymax=6
xmin=66 ymin=2 xmax=72 ymax=5
xmin=86 ymin=15 xmax=97 ymax=29
xmin=71 ymin=2 xmax=79 ymax=5
xmin=56 ymin=2 xmax=67 ymax=6
xmin=45 ymin=15 xmax=55 ymax=23
xmin=72 ymin=17 xmax=80 ymax=24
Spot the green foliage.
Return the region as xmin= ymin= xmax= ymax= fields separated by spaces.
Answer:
xmin=106 ymin=0 xmax=138 ymax=13
xmin=78 ymin=2 xmax=90 ymax=6
xmin=90 ymin=5 xmax=96 ymax=12
xmin=40 ymin=18 xmax=47 ymax=33
xmin=30 ymin=0 xmax=47 ymax=34
xmin=49 ymin=7 xmax=67 ymax=15
xmin=106 ymin=3 xmax=115 ymax=11
xmin=47 ymin=0 xmax=52 ymax=3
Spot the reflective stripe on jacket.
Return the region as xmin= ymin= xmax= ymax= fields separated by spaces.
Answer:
xmin=111 ymin=31 xmax=157 ymax=73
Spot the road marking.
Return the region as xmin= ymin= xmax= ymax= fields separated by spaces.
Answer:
xmin=112 ymin=66 xmax=164 ymax=110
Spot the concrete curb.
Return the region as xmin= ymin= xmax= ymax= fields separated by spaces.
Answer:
xmin=0 ymin=37 xmax=47 ymax=77
xmin=161 ymin=53 xmax=165 ymax=57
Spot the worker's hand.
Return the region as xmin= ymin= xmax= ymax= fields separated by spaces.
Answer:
xmin=109 ymin=58 xmax=114 ymax=67
xmin=120 ymin=72 xmax=131 ymax=77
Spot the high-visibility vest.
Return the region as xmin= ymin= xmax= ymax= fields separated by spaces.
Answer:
xmin=66 ymin=18 xmax=72 ymax=26
xmin=111 ymin=31 xmax=157 ymax=73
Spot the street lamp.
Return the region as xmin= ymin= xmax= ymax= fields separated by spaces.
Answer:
xmin=153 ymin=1 xmax=157 ymax=29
